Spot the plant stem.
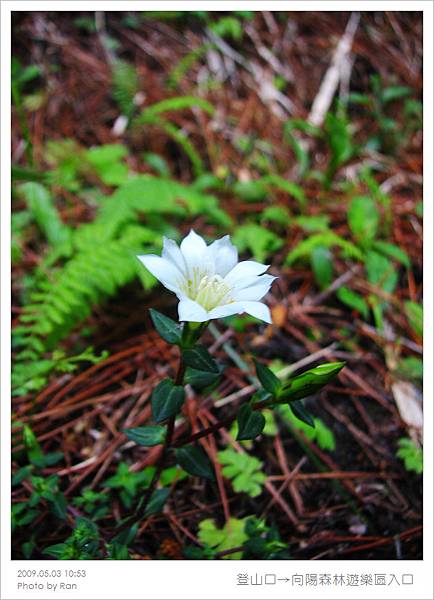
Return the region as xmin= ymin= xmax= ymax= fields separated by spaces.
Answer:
xmin=173 ymin=414 xmax=233 ymax=447
xmin=132 ymin=322 xmax=204 ymax=522
xmin=139 ymin=356 xmax=185 ymax=513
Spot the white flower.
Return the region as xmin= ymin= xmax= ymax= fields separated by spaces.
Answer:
xmin=138 ymin=230 xmax=277 ymax=323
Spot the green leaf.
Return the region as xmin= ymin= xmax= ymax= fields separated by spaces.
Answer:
xmin=20 ymin=183 xmax=71 ymax=247
xmin=261 ymin=205 xmax=291 ymax=226
xmin=336 ymin=286 xmax=369 ymax=319
xmin=233 ymin=180 xmax=267 ymax=202
xmin=12 ymin=465 xmax=34 ymax=486
xmin=289 ymin=400 xmax=315 ymax=428
xmin=105 ymin=463 xmax=155 ymax=499
xmin=404 ymin=301 xmax=423 ymax=337
xmin=86 ymin=144 xmax=129 ymax=186
xmin=348 ymin=196 xmax=379 ymax=244
xmin=158 ymin=120 xmax=205 ymax=176
xmin=123 ymin=426 xmax=166 ymax=446
xmin=143 ymin=152 xmax=170 ymax=177
xmin=12 ymin=58 xmax=41 ymax=86
xmin=372 ymin=241 xmax=410 ymax=268
xmin=151 ymin=379 xmax=185 ymax=423
xmin=43 ymin=543 xmax=70 ymax=559
xmin=23 ymin=424 xmax=64 ymax=469
xmin=262 ymin=411 xmax=278 ymax=436
xmin=32 ymin=452 xmax=64 ymax=469
xmin=218 ymin=449 xmax=266 ymax=497
xmin=22 ymin=540 xmax=36 ymax=559
xmin=286 ymin=231 xmax=363 ymax=265
xmin=109 ymin=523 xmax=138 ymax=556
xmin=253 ymin=359 xmax=282 ymax=396
xmin=182 ymin=346 xmax=219 ymax=373
xmin=251 ymin=388 xmax=273 ymax=404
xmin=198 ymin=518 xmax=248 ymax=560
xmin=232 ymin=224 xmax=283 ymax=263
xmin=365 ymin=251 xmax=398 ymax=293
xmin=149 ymin=309 xmax=182 ymax=344
xmin=396 ymin=357 xmax=423 ymax=381
xmin=184 ymin=366 xmax=221 ymax=389
xmin=192 ymin=173 xmax=223 ymax=192
xmin=85 ymin=144 xmax=126 ymax=177
xmin=236 ymin=405 xmax=266 ymax=441
xmin=396 ymin=438 xmax=422 ymax=474
xmin=112 ymin=59 xmax=139 ymax=119
xmin=381 ymin=86 xmax=412 ymax=104
xmin=159 ymin=466 xmax=188 ymax=486
xmin=43 ymin=517 xmax=100 ymax=559
xmin=135 ymin=96 xmax=214 ymax=125
xmin=175 ymin=445 xmax=215 ymax=480
xmin=279 ymin=406 xmax=335 ymax=450
xmin=325 ymin=112 xmax=354 ymax=167
xmin=294 ymin=215 xmax=330 ymax=232
xmin=261 ymin=175 xmax=306 ymax=208
xmin=23 ymin=424 xmax=44 ymax=465
xmin=12 ymin=165 xmax=48 ymax=183
xmin=144 ymin=488 xmax=170 ymax=517
xmin=182 ymin=545 xmax=216 ymax=560
xmin=50 ymin=491 xmax=68 ymax=520
xmin=348 ymin=92 xmax=372 ymax=105
xmin=310 ymin=245 xmax=333 ymax=289
xmin=210 ymin=16 xmax=243 ymax=40
xmin=283 ymin=119 xmax=321 ymax=177
xmin=310 ymin=417 xmax=335 ymax=450
xmin=280 ymin=362 xmax=345 ymax=402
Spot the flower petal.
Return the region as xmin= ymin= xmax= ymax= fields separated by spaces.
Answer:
xmin=137 ymin=254 xmax=183 ymax=294
xmin=180 ymin=230 xmax=209 ymax=276
xmin=207 ymin=301 xmax=245 ymax=320
xmin=207 ymin=235 xmax=238 ymax=277
xmin=178 ymin=297 xmax=209 ymax=322
xmin=162 ymin=237 xmax=186 ymax=276
xmin=232 ymin=275 xmax=277 ymax=302
xmin=224 ymin=260 xmax=269 ymax=288
xmin=241 ymin=301 xmax=272 ymax=324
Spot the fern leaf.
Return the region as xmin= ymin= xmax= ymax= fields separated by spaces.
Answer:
xmin=19 ymin=183 xmax=72 ymax=248
xmin=135 ymin=95 xmax=214 ymax=125
xmin=286 ymin=231 xmax=363 ymax=265
xmin=112 ymin=60 xmax=139 ymax=118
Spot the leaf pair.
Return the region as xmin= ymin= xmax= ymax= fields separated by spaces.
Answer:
xmin=183 ymin=345 xmax=222 ymax=390
xmin=150 ymin=311 xmax=223 ymax=392
xmin=125 ymin=432 xmax=216 ymax=481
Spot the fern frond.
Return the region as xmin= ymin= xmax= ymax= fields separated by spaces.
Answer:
xmin=19 ymin=182 xmax=72 ymax=248
xmin=158 ymin=120 xmax=205 ymax=175
xmin=134 ymin=96 xmax=214 ymax=125
xmin=18 ymin=225 xmax=159 ymax=353
xmin=286 ymin=231 xmax=363 ymax=265
xmin=168 ymin=45 xmax=211 ymax=89
xmin=112 ymin=60 xmax=140 ymax=118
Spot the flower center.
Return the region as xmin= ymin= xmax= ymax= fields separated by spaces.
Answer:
xmin=194 ymin=274 xmax=232 ymax=310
